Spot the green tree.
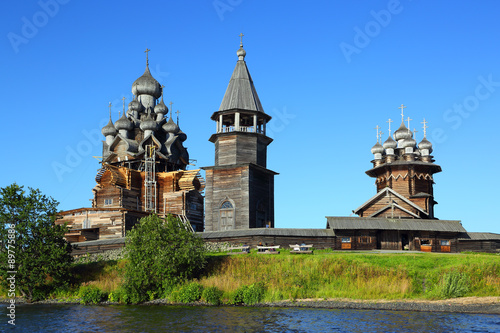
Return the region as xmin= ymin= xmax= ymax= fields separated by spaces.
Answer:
xmin=123 ymin=214 xmax=206 ymax=303
xmin=0 ymin=184 xmax=73 ymax=302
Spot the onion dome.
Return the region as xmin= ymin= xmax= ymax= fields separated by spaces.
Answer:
xmin=382 ymin=136 xmax=397 ymax=149
xmin=371 ymin=142 xmax=384 ymax=155
xmin=162 ymin=117 xmax=179 ymax=134
xmin=128 ymin=99 xmax=143 ymax=112
xmin=132 ymin=66 xmax=161 ymax=99
xmin=154 ymin=98 xmax=168 ymax=115
xmin=418 ymin=137 xmax=433 ymax=153
xmin=114 ymin=113 xmax=133 ymax=131
xmin=101 ymin=118 xmax=117 ymax=137
xmin=401 ymin=137 xmax=417 ymax=149
xmin=237 ymin=46 xmax=246 ymax=60
xmin=140 ymin=113 xmax=157 ymax=132
xmin=177 ymin=130 xmax=187 ymax=142
xmin=393 ymin=122 xmax=412 ymax=141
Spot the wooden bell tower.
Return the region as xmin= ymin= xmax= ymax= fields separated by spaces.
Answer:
xmin=203 ymin=37 xmax=277 ymax=231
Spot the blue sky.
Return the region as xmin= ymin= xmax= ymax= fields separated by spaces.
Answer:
xmin=2 ymin=0 xmax=500 ymax=233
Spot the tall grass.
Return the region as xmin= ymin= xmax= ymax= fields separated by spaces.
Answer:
xmin=199 ymin=252 xmax=500 ymax=302
xmin=19 ymin=252 xmax=497 ymax=303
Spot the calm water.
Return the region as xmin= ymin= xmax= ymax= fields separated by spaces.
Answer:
xmin=2 ymin=304 xmax=499 ymax=332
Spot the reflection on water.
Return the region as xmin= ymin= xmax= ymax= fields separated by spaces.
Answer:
xmin=2 ymin=304 xmax=499 ymax=332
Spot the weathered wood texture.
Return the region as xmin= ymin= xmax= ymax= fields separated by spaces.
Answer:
xmin=61 ymin=166 xmax=204 ymax=242
xmin=203 ymin=164 xmax=275 ymax=232
xmin=214 ymin=133 xmax=269 ymax=168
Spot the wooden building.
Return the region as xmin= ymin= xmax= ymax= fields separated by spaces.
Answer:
xmin=354 ymin=109 xmax=440 ymax=219
xmin=203 ymin=41 xmax=277 ymax=231
xmin=57 ymin=52 xmax=205 ymax=242
xmin=326 ymin=217 xmax=466 ymax=252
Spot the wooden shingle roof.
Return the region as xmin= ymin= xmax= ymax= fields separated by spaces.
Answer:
xmin=199 ymin=228 xmax=334 ymax=239
xmin=218 ymin=49 xmax=264 ymax=113
xmin=326 ymin=216 xmax=466 ymax=233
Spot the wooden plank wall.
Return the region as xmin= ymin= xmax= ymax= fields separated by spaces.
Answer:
xmin=58 ymin=209 xmax=126 ymax=240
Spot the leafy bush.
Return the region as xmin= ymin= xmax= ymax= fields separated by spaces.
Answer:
xmin=79 ymin=285 xmax=106 ymax=304
xmin=123 ymin=214 xmax=206 ymax=303
xmin=178 ymin=282 xmax=203 ymax=303
xmin=243 ymin=282 xmax=266 ymax=305
xmin=202 ymin=286 xmax=223 ymax=305
xmin=439 ymin=272 xmax=470 ymax=298
xmin=230 ymin=285 xmax=248 ymax=304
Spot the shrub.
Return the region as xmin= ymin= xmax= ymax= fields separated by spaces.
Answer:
xmin=229 ymin=285 xmax=248 ymax=304
xmin=79 ymin=285 xmax=106 ymax=304
xmin=243 ymin=282 xmax=266 ymax=305
xmin=202 ymin=286 xmax=223 ymax=305
xmin=439 ymin=272 xmax=470 ymax=298
xmin=123 ymin=214 xmax=206 ymax=303
xmin=178 ymin=282 xmax=203 ymax=303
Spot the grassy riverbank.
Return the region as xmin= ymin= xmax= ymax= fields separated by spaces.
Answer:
xmin=3 ymin=251 xmax=499 ymax=304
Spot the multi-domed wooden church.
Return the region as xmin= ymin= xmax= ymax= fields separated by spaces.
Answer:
xmin=59 ymin=39 xmax=500 ymax=253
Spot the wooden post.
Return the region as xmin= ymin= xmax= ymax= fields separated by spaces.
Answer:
xmin=253 ymin=114 xmax=257 ymax=132
xmin=235 ymin=112 xmax=240 ymax=131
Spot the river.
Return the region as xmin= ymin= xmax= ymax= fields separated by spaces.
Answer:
xmin=2 ymin=304 xmax=499 ymax=332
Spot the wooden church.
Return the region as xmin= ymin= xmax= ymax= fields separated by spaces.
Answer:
xmin=57 ymin=51 xmax=205 ymax=242
xmin=326 ymin=106 xmax=468 ymax=252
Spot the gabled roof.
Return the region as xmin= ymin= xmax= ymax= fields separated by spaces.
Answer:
xmin=326 ymin=216 xmax=466 ymax=233
xmin=219 ymin=52 xmax=264 ymax=112
xmin=353 ymin=187 xmax=427 ymax=216
xmin=368 ymin=203 xmax=421 ymax=219
xmin=200 ymin=228 xmax=334 ymax=239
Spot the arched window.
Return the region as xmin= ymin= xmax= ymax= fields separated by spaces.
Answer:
xmin=219 ymin=200 xmax=234 ymax=230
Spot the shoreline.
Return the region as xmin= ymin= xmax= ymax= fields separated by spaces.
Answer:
xmin=4 ymin=296 xmax=499 ymax=314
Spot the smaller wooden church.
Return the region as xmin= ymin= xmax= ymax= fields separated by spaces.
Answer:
xmin=327 ymin=106 xmax=467 ymax=252
xmin=57 ymin=51 xmax=205 ymax=242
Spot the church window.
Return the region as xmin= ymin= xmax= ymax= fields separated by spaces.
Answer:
xmin=104 ymin=198 xmax=113 ymax=206
xmin=221 ymin=201 xmax=233 ymax=209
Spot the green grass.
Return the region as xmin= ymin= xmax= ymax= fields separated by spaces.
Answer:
xmin=2 ymin=251 xmax=498 ymax=303
xmin=199 ymin=251 xmax=500 ymax=302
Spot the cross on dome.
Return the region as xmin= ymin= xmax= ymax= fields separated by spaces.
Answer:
xmin=421 ymin=118 xmax=428 ymax=137
xmin=398 ymin=104 xmax=406 ymax=122
xmin=122 ymin=97 xmax=126 ymax=114
xmin=145 ymin=48 xmax=150 ymax=66
xmin=239 ymin=33 xmax=244 ymax=47
xmin=375 ymin=125 xmax=381 ymax=143
xmin=176 ymin=110 xmax=181 ymax=125
xmin=406 ymin=116 xmax=412 ymax=130
xmin=387 ymin=118 xmax=393 ymax=136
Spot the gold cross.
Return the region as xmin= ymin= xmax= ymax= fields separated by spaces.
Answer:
xmin=145 ymin=48 xmax=150 ymax=66
xmin=239 ymin=33 xmax=244 ymax=46
xmin=398 ymin=104 xmax=406 ymax=121
xmin=387 ymin=118 xmax=393 ymax=136
xmin=421 ymin=118 xmax=428 ymax=137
